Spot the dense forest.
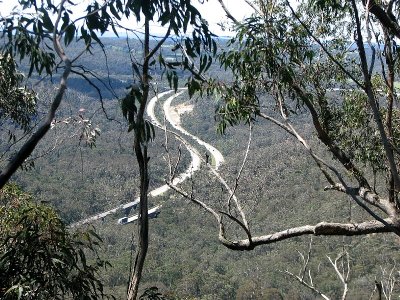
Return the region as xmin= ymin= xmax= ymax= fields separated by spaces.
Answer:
xmin=2 ymin=38 xmax=398 ymax=299
xmin=2 ymin=0 xmax=400 ymax=299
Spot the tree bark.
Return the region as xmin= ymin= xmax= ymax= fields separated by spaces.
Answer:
xmin=126 ymin=15 xmax=151 ymax=300
xmin=219 ymin=219 xmax=395 ymax=251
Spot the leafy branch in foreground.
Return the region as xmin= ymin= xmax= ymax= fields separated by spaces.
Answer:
xmin=0 ymin=54 xmax=36 ymax=135
xmin=171 ymin=0 xmax=400 ymax=251
xmin=0 ymin=0 xmax=131 ymax=188
xmin=0 ymin=184 xmax=112 ymax=299
xmin=1 ymin=0 xmax=217 ymax=298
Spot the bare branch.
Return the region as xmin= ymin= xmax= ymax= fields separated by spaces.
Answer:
xmin=327 ymin=251 xmax=350 ymax=300
xmin=324 ymin=184 xmax=396 ymax=217
xmin=380 ymin=264 xmax=397 ymax=300
xmin=70 ymin=69 xmax=116 ymax=121
xmin=271 ymin=88 xmax=391 ymax=235
xmin=171 ymin=145 xmax=182 ymax=180
xmin=219 ymin=211 xmax=252 ymax=242
xmin=168 ymin=176 xmax=397 ymax=250
xmin=273 ymin=87 xmax=386 ymax=229
xmin=162 ymin=116 xmax=182 ymax=182
xmin=0 ymin=121 xmax=40 ymax=161
xmin=301 ymin=238 xmax=313 ymax=281
xmin=71 ymin=42 xmax=91 ymax=64
xmin=144 ymin=26 xmax=171 ymax=67
xmin=229 ymin=219 xmax=395 ymax=250
xmin=169 ymin=184 xmax=220 ymax=225
xmin=362 ymin=0 xmax=400 ymax=39
xmin=286 ymin=247 xmax=351 ymax=300
xmin=217 ymin=0 xmax=239 ymax=24
xmin=283 ymin=269 xmax=330 ymax=300
xmin=162 ymin=112 xmax=174 ymax=179
xmin=258 ymin=112 xmax=296 ymax=137
xmin=324 ymin=180 xmax=398 ymax=233
xmin=180 ymin=44 xmax=208 ymax=82
xmin=227 ymin=124 xmax=252 ymax=215
xmin=273 ymin=87 xmax=338 ymax=185
xmin=205 ymin=161 xmax=250 ymax=232
xmin=244 ymin=0 xmax=261 ymax=14
xmin=291 ymin=83 xmax=371 ymax=189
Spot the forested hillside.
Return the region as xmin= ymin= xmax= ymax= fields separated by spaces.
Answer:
xmin=4 ymin=39 xmax=398 ymax=299
xmin=3 ymin=0 xmax=400 ymax=299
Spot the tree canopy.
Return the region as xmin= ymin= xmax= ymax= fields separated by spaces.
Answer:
xmin=0 ymin=54 xmax=36 ymax=134
xmin=0 ymin=0 xmax=214 ymax=298
xmin=168 ymin=0 xmax=400 ymax=249
xmin=0 ymin=184 xmax=110 ymax=299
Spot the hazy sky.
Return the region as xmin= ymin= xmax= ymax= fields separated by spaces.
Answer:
xmin=0 ymin=0 xmax=254 ymax=36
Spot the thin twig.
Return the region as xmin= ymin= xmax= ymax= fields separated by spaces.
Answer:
xmin=301 ymin=237 xmax=313 ymax=281
xmin=227 ymin=123 xmax=252 ymax=214
xmin=283 ymin=269 xmax=330 ymax=300
xmin=217 ymin=0 xmax=239 ymax=24
xmin=327 ymin=251 xmax=350 ymax=300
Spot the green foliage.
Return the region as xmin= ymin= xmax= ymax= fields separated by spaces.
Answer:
xmin=4 ymin=0 xmax=400 ymax=298
xmin=0 ymin=0 xmax=217 ymax=146
xmin=329 ymin=87 xmax=385 ymax=170
xmin=0 ymin=184 xmax=112 ymax=300
xmin=7 ymin=51 xmax=400 ymax=298
xmin=121 ymin=86 xmax=156 ymax=143
xmin=206 ymin=0 xmax=387 ymax=177
xmin=208 ymin=5 xmax=313 ymax=132
xmin=0 ymin=54 xmax=36 ymax=134
xmin=1 ymin=0 xmax=128 ymax=76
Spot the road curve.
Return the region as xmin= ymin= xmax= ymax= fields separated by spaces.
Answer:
xmin=146 ymin=90 xmax=202 ymax=196
xmin=163 ymin=92 xmax=224 ymax=169
xmin=70 ymin=89 xmax=222 ymax=227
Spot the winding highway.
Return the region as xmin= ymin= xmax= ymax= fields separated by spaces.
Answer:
xmin=163 ymin=91 xmax=224 ymax=169
xmin=70 ymin=89 xmax=223 ymax=227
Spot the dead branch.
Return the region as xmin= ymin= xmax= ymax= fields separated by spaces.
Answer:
xmin=227 ymin=124 xmax=252 ymax=221
xmin=285 ymin=243 xmax=351 ymax=300
xmin=327 ymin=251 xmax=350 ymax=300
xmin=300 ymin=238 xmax=313 ymax=281
xmin=244 ymin=0 xmax=261 ymax=14
xmin=380 ymin=264 xmax=397 ymax=300
xmin=217 ymin=0 xmax=239 ymax=24
xmin=284 ymin=242 xmax=331 ymax=300
xmin=167 ymin=178 xmax=395 ymax=250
